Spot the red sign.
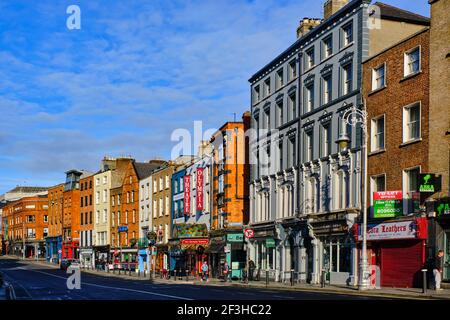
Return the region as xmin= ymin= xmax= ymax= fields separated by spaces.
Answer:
xmin=373 ymin=191 xmax=402 ymax=201
xmin=184 ymin=175 xmax=191 ymax=215
xmin=354 ymin=217 xmax=427 ymax=241
xmin=196 ymin=168 xmax=204 ymax=211
xmin=244 ymin=228 xmax=255 ymax=239
xmin=180 ymin=238 xmax=209 ymax=245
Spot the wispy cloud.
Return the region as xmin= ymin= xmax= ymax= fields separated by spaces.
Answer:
xmin=0 ymin=0 xmax=429 ymax=193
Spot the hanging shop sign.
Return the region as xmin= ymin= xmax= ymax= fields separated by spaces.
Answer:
xmin=184 ymin=175 xmax=191 ymax=214
xmin=196 ymin=168 xmax=204 ymax=211
xmin=118 ymin=226 xmax=128 ymax=233
xmin=355 ymin=218 xmax=427 ymax=241
xmin=227 ymin=233 xmax=244 ymax=242
xmin=418 ymin=173 xmax=442 ymax=193
xmin=373 ymin=191 xmax=403 ymax=218
xmin=436 ymin=197 xmax=450 ymax=218
xmin=265 ymin=238 xmax=276 ymax=248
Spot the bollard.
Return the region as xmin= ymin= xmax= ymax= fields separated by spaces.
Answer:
xmin=321 ymin=270 xmax=326 ymax=288
xmin=129 ymin=267 xmax=131 ymax=276
xmin=265 ymin=270 xmax=269 ymax=287
xmin=291 ymin=269 xmax=294 ymax=286
xmin=174 ymin=270 xmax=177 ymax=281
xmin=186 ymin=270 xmax=189 ymax=282
xmin=421 ymin=269 xmax=428 ymax=294
xmin=144 ymin=269 xmax=146 ymax=278
xmin=138 ymin=269 xmax=140 ymax=278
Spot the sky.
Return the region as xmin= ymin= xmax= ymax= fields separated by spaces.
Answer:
xmin=0 ymin=0 xmax=430 ymax=194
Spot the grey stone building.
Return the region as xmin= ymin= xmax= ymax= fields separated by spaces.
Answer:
xmin=247 ymin=0 xmax=430 ymax=285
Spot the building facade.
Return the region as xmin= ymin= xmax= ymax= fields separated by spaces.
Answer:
xmin=247 ymin=0 xmax=430 ymax=285
xmin=209 ymin=112 xmax=251 ymax=279
xmin=46 ymin=184 xmax=64 ymax=263
xmin=363 ymin=27 xmax=430 ymax=288
xmin=4 ymin=195 xmax=49 ymax=259
xmin=79 ymin=174 xmax=94 ymax=268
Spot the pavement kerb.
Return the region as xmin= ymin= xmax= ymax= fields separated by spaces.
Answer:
xmin=4 ymin=257 xmax=448 ymax=300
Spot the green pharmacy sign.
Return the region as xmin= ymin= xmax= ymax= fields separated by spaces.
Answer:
xmin=419 ymin=173 xmax=442 ymax=193
xmin=436 ymin=198 xmax=450 ymax=218
xmin=265 ymin=238 xmax=276 ymax=248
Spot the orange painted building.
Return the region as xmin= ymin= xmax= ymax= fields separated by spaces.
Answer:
xmin=48 ymin=184 xmax=64 ymax=238
xmin=79 ymin=174 xmax=95 ymax=266
xmin=3 ymin=195 xmax=49 ymax=258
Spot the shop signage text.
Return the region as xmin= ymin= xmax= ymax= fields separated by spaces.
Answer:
xmin=196 ymin=168 xmax=204 ymax=211
xmin=418 ymin=173 xmax=442 ymax=193
xmin=184 ymin=175 xmax=191 ymax=214
xmin=180 ymin=238 xmax=209 ymax=245
xmin=227 ymin=233 xmax=244 ymax=242
xmin=265 ymin=238 xmax=276 ymax=248
xmin=436 ymin=198 xmax=450 ymax=218
xmin=118 ymin=226 xmax=128 ymax=233
xmin=356 ymin=218 xmax=427 ymax=241
xmin=373 ymin=191 xmax=403 ymax=218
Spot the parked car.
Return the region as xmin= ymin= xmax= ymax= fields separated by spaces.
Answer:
xmin=60 ymin=259 xmax=71 ymax=270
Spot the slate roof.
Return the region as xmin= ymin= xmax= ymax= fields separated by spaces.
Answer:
xmin=375 ymin=2 xmax=430 ymax=25
xmin=133 ymin=161 xmax=167 ymax=180
xmin=7 ymin=186 xmax=48 ymax=193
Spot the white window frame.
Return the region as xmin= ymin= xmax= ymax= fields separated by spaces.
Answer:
xmin=306 ymin=47 xmax=315 ymax=70
xmin=370 ymin=173 xmax=386 ymax=206
xmin=372 ymin=62 xmax=386 ymax=91
xmin=403 ymin=46 xmax=421 ymax=77
xmin=370 ymin=114 xmax=385 ymax=152
xmin=402 ymin=101 xmax=421 ymax=143
xmin=322 ymin=35 xmax=333 ymax=59
xmin=402 ymin=166 xmax=421 ymax=215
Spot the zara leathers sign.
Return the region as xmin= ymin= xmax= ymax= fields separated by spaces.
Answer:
xmin=355 ymin=218 xmax=427 ymax=241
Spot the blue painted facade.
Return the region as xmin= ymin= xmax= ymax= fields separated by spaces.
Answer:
xmin=46 ymin=235 xmax=62 ymax=263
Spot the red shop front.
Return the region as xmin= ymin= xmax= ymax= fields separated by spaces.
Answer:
xmin=354 ymin=217 xmax=428 ymax=288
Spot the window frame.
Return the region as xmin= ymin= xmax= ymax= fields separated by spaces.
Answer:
xmin=372 ymin=62 xmax=386 ymax=91
xmin=403 ymin=46 xmax=421 ymax=77
xmin=402 ymin=101 xmax=421 ymax=143
xmin=370 ymin=114 xmax=385 ymax=152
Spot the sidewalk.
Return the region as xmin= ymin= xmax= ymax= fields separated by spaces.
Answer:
xmin=6 ymin=256 xmax=450 ymax=300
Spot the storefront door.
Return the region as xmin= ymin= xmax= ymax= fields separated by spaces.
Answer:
xmin=444 ymin=231 xmax=450 ymax=281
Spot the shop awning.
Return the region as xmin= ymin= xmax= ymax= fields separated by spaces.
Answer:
xmin=205 ymin=242 xmax=225 ymax=253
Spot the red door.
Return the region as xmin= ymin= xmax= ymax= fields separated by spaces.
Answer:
xmin=380 ymin=240 xmax=425 ymax=288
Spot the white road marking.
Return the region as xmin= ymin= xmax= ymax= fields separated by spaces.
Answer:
xmin=19 ymin=267 xmax=193 ymax=300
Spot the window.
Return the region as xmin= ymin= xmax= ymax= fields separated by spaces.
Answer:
xmin=278 ymin=141 xmax=283 ymax=171
xmin=117 ymin=211 xmax=121 ymax=225
xmin=320 ymin=123 xmax=331 ymax=157
xmin=276 ymin=68 xmax=284 ymax=90
xmin=277 ymin=100 xmax=283 ymax=126
xmin=159 ymin=177 xmax=163 ymax=191
xmin=306 ymin=178 xmax=316 ymax=214
xmin=125 ymin=211 xmax=128 ymax=224
xmin=288 ymin=59 xmax=297 ymax=81
xmin=96 ymin=211 xmax=100 ymax=224
xmin=103 ymin=176 xmax=107 ymax=184
xmin=371 ymin=116 xmax=385 ymax=151
xmin=322 ymin=75 xmax=332 ymax=105
xmin=254 ymin=85 xmax=260 ymax=102
xmin=288 ymin=93 xmax=296 ymax=121
xmin=153 ymin=179 xmax=157 ymax=192
xmin=103 ymin=209 xmax=107 ymax=223
xmin=44 ymin=215 xmax=48 ymax=223
xmin=342 ymin=63 xmax=352 ymax=95
xmin=264 ymin=107 xmax=270 ymax=130
xmin=159 ymin=198 xmax=163 ymax=216
xmin=90 ymin=211 xmax=92 ymax=224
xmin=342 ymin=22 xmax=353 ymax=47
xmin=96 ymin=178 xmax=100 ymax=186
xmin=131 ymin=191 xmax=135 ymax=203
xmin=403 ymin=167 xmax=420 ymax=214
xmin=306 ymin=47 xmax=314 ymax=69
xmin=264 ymin=78 xmax=271 ymax=97
xmin=117 ymin=194 xmax=121 ymax=205
xmin=305 ymin=131 xmax=314 ymax=162
xmin=334 ymin=171 xmax=347 ymax=210
xmin=372 ymin=63 xmax=385 ymax=90
xmin=289 ymin=137 xmax=296 ymax=168
xmin=165 ymin=175 xmax=170 ymax=189
xmin=96 ymin=191 xmax=100 ymax=205
xmin=403 ymin=102 xmax=421 ymax=142
xmin=132 ymin=210 xmax=136 ymax=224
xmin=304 ymin=84 xmax=314 ymax=113
xmin=153 ymin=200 xmax=157 ymax=218
xmin=370 ymin=174 xmax=386 ymax=206
xmin=165 ymin=196 xmax=170 ymax=215
xmin=112 ymin=196 xmax=115 ymax=207
xmin=112 ymin=212 xmax=115 ymax=227
xmin=103 ymin=189 xmax=107 ymax=203
xmin=322 ymin=35 xmax=333 ymax=59
xmin=404 ymin=46 xmax=420 ymax=77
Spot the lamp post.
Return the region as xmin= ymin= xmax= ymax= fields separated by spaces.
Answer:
xmin=336 ymin=101 xmax=370 ymax=290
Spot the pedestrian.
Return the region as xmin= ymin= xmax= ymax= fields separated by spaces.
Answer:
xmin=201 ymin=261 xmax=209 ymax=282
xmin=248 ymin=259 xmax=255 ymax=281
xmin=223 ymin=262 xmax=230 ymax=282
xmin=432 ymin=250 xmax=444 ymax=291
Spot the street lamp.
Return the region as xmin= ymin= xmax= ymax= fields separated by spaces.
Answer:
xmin=338 ymin=101 xmax=370 ymax=290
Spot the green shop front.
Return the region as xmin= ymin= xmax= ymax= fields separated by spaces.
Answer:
xmin=207 ymin=230 xmax=246 ymax=279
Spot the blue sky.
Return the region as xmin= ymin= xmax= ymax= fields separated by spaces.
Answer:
xmin=0 ymin=0 xmax=430 ymax=193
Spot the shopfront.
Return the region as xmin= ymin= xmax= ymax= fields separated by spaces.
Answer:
xmin=80 ymin=248 xmax=94 ymax=268
xmin=45 ymin=236 xmax=62 ymax=263
xmin=355 ymin=217 xmax=428 ymax=288
xmin=62 ymin=240 xmax=79 ymax=260
xmin=155 ymin=244 xmax=169 ymax=273
xmin=207 ymin=235 xmax=226 ymax=278
xmin=247 ymin=225 xmax=277 ymax=281
xmin=429 ymin=197 xmax=450 ymax=282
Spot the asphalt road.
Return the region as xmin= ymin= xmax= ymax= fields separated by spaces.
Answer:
xmin=0 ymin=258 xmax=388 ymax=300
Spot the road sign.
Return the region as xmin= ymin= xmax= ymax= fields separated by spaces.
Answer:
xmin=58 ymin=249 xmax=62 ymax=254
xmin=244 ymin=228 xmax=254 ymax=239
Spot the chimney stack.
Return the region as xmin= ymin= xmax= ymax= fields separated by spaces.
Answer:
xmin=297 ymin=17 xmax=322 ymax=38
xmin=323 ymin=0 xmax=349 ymax=20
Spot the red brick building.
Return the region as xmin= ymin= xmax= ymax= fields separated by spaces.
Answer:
xmin=362 ymin=27 xmax=430 ymax=288
xmin=79 ymin=174 xmax=94 ymax=267
xmin=3 ymin=195 xmax=49 ymax=258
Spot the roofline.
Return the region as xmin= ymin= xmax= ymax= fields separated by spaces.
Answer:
xmin=248 ymin=0 xmax=365 ymax=83
xmin=362 ymin=27 xmax=429 ymax=64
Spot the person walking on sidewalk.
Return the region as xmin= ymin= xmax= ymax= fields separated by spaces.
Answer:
xmin=432 ymin=250 xmax=444 ymax=290
xmin=201 ymin=261 xmax=209 ymax=282
xmin=223 ymin=262 xmax=230 ymax=282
